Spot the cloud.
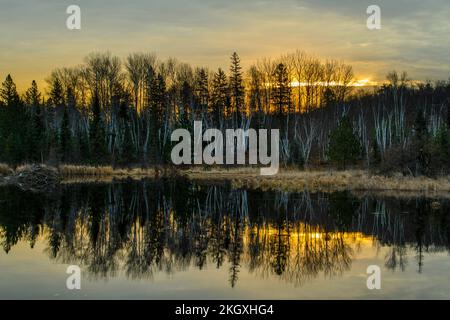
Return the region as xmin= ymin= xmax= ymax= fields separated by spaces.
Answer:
xmin=0 ymin=0 xmax=449 ymax=90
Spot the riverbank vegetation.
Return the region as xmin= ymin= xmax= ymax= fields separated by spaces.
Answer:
xmin=1 ymin=164 xmax=450 ymax=197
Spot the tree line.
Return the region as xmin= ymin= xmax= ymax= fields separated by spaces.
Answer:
xmin=0 ymin=50 xmax=449 ymax=176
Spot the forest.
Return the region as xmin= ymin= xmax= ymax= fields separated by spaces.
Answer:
xmin=0 ymin=50 xmax=449 ymax=177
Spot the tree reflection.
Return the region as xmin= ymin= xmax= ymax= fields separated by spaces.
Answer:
xmin=1 ymin=180 xmax=450 ymax=287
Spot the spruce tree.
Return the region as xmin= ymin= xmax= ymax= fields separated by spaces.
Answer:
xmin=0 ymin=75 xmax=28 ymax=163
xmin=229 ymin=52 xmax=245 ymax=125
xmin=24 ymin=80 xmax=41 ymax=107
xmin=194 ymin=68 xmax=209 ymax=117
xmin=211 ymin=68 xmax=228 ymax=126
xmin=0 ymin=74 xmax=20 ymax=106
xmin=328 ymin=116 xmax=361 ymax=169
xmin=49 ymin=78 xmax=64 ymax=107
xmin=272 ymin=63 xmax=291 ymax=116
xmin=26 ymin=81 xmax=45 ymax=162
xmin=29 ymin=106 xmax=45 ymax=162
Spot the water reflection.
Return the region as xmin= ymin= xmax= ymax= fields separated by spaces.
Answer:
xmin=0 ymin=178 xmax=449 ymax=288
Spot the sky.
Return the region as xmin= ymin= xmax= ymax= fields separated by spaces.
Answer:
xmin=0 ymin=0 xmax=449 ymax=91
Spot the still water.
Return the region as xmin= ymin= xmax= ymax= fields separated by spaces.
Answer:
xmin=1 ymin=178 xmax=449 ymax=299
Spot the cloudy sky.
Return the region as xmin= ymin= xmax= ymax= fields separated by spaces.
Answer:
xmin=1 ymin=0 xmax=449 ymax=90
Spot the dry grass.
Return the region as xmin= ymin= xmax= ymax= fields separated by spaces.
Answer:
xmin=4 ymin=164 xmax=450 ymax=198
xmin=228 ymin=169 xmax=450 ymax=195
xmin=58 ymin=165 xmax=156 ymax=179
xmin=179 ymin=167 xmax=450 ymax=196
xmin=182 ymin=166 xmax=260 ymax=179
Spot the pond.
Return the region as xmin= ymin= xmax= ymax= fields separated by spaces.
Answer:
xmin=0 ymin=178 xmax=449 ymax=299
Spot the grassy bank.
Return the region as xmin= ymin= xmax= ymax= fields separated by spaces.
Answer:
xmin=2 ymin=164 xmax=450 ymax=196
xmin=183 ymin=167 xmax=450 ymax=197
xmin=59 ymin=165 xmax=157 ymax=178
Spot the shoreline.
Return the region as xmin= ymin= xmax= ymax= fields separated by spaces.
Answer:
xmin=2 ymin=164 xmax=450 ymax=198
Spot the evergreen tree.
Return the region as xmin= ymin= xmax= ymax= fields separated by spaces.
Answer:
xmin=22 ymin=81 xmax=45 ymax=162
xmin=328 ymin=116 xmax=361 ymax=169
xmin=24 ymin=80 xmax=41 ymax=107
xmin=229 ymin=52 xmax=245 ymax=125
xmin=194 ymin=68 xmax=209 ymax=117
xmin=211 ymin=68 xmax=228 ymax=126
xmin=0 ymin=74 xmax=20 ymax=106
xmin=49 ymin=78 xmax=64 ymax=107
xmin=272 ymin=63 xmax=291 ymax=116
xmin=0 ymin=75 xmax=28 ymax=163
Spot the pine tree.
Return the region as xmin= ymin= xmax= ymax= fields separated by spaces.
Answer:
xmin=0 ymin=74 xmax=20 ymax=106
xmin=194 ymin=68 xmax=209 ymax=117
xmin=22 ymin=81 xmax=44 ymax=162
xmin=211 ymin=68 xmax=228 ymax=126
xmin=24 ymin=80 xmax=41 ymax=107
xmin=229 ymin=52 xmax=245 ymax=125
xmin=0 ymin=75 xmax=28 ymax=163
xmin=328 ymin=116 xmax=361 ymax=169
xmin=272 ymin=63 xmax=291 ymax=116
xmin=49 ymin=78 xmax=64 ymax=107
